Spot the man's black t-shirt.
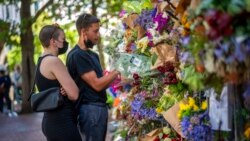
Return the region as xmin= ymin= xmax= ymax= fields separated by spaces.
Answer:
xmin=66 ymin=45 xmax=106 ymax=103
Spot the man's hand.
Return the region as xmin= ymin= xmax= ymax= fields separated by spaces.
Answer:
xmin=60 ymin=87 xmax=67 ymax=96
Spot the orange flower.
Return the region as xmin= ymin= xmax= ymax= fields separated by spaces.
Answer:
xmin=113 ymin=97 xmax=121 ymax=107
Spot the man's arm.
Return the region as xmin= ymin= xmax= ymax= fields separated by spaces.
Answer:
xmin=80 ymin=70 xmax=119 ymax=92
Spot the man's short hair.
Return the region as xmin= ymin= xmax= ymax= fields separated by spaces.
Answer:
xmin=76 ymin=13 xmax=100 ymax=35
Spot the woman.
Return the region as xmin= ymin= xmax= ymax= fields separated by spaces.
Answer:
xmin=37 ymin=24 xmax=81 ymax=141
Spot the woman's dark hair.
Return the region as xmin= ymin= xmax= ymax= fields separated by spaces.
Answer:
xmin=39 ymin=24 xmax=63 ymax=47
xmin=76 ymin=13 xmax=100 ymax=35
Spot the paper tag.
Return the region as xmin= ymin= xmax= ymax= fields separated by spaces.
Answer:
xmin=130 ymin=56 xmax=142 ymax=67
xmin=208 ymin=86 xmax=231 ymax=131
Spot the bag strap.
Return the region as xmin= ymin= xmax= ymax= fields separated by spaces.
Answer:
xmin=28 ymin=54 xmax=53 ymax=101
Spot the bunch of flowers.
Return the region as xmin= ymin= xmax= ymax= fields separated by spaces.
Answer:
xmin=107 ymin=0 xmax=186 ymax=139
xmin=131 ymin=93 xmax=158 ymax=120
xmin=157 ymin=62 xmax=178 ymax=85
xmin=156 ymin=82 xmax=188 ymax=113
xmin=180 ymin=0 xmax=250 ymax=84
xmin=153 ymin=127 xmax=182 ymax=141
xmin=178 ymin=97 xmax=211 ymax=141
xmin=134 ymin=9 xmax=154 ymax=30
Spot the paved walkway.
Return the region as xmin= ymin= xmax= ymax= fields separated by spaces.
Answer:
xmin=0 ymin=113 xmax=113 ymax=141
xmin=0 ymin=113 xmax=45 ymax=141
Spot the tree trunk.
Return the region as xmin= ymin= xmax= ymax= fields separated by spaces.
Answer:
xmin=91 ymin=0 xmax=106 ymax=69
xmin=20 ymin=0 xmax=35 ymax=113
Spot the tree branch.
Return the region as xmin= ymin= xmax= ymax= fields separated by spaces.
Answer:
xmin=166 ymin=0 xmax=176 ymax=10
xmin=32 ymin=0 xmax=54 ymax=23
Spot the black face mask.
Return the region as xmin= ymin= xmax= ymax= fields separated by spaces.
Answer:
xmin=58 ymin=41 xmax=68 ymax=55
xmin=84 ymin=39 xmax=94 ymax=48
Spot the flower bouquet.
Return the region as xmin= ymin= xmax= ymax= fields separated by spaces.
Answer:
xmin=178 ymin=97 xmax=211 ymax=141
xmin=179 ymin=0 xmax=250 ymax=84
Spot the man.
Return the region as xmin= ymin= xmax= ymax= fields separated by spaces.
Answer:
xmin=11 ymin=65 xmax=22 ymax=103
xmin=66 ymin=13 xmax=120 ymax=141
xmin=0 ymin=65 xmax=12 ymax=116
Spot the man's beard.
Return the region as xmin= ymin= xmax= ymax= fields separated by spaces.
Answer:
xmin=84 ymin=39 xmax=94 ymax=48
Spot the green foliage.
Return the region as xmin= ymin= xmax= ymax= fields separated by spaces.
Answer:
xmin=186 ymin=33 xmax=207 ymax=63
xmin=0 ymin=20 xmax=10 ymax=42
xmin=7 ymin=46 xmax=21 ymax=71
xmin=123 ymin=0 xmax=153 ymax=14
xmin=32 ymin=13 xmax=52 ymax=63
xmin=106 ymin=0 xmax=126 ymax=15
xmin=151 ymin=53 xmax=158 ymax=66
xmin=157 ymin=82 xmax=187 ymax=111
xmin=182 ymin=66 xmax=204 ymax=91
xmin=106 ymin=92 xmax=114 ymax=106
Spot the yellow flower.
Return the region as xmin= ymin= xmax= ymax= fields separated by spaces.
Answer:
xmin=179 ymin=102 xmax=188 ymax=111
xmin=201 ymin=101 xmax=208 ymax=110
xmin=188 ymin=97 xmax=195 ymax=107
xmin=181 ymin=15 xmax=187 ymax=25
xmin=193 ymin=105 xmax=199 ymax=111
xmin=184 ymin=22 xmax=191 ymax=29
xmin=177 ymin=111 xmax=182 ymax=119
xmin=136 ymin=37 xmax=149 ymax=53
xmin=244 ymin=127 xmax=250 ymax=139
xmin=156 ymin=107 xmax=162 ymax=113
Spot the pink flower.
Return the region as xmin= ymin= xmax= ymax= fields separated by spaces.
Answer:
xmin=119 ymin=9 xmax=126 ymax=18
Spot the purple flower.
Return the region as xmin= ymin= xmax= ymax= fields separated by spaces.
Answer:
xmin=181 ymin=116 xmax=190 ymax=136
xmin=180 ymin=37 xmax=190 ymax=46
xmin=181 ymin=111 xmax=211 ymax=141
xmin=153 ymin=13 xmax=170 ymax=32
xmin=214 ymin=46 xmax=223 ymax=58
xmin=131 ymin=94 xmax=158 ymax=120
xmin=119 ymin=9 xmax=126 ymax=18
xmin=151 ymin=7 xmax=157 ymax=17
xmin=179 ymin=51 xmax=194 ymax=64
xmin=244 ymin=38 xmax=250 ymax=53
xmin=135 ymin=10 xmax=154 ymax=30
xmin=146 ymin=31 xmax=153 ymax=39
xmin=131 ymin=98 xmax=143 ymax=111
xmin=140 ymin=91 xmax=147 ymax=97
xmin=146 ymin=31 xmax=154 ymax=47
xmin=122 ymin=22 xmax=128 ymax=29
xmin=152 ymin=89 xmax=158 ymax=97
xmin=130 ymin=43 xmax=136 ymax=52
xmin=190 ymin=115 xmax=200 ymax=125
xmin=232 ymin=38 xmax=245 ymax=62
xmin=147 ymin=108 xmax=157 ymax=119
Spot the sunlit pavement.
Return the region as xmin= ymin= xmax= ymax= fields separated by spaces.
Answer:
xmin=0 ymin=113 xmax=113 ymax=141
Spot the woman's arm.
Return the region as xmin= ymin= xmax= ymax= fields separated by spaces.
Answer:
xmin=49 ymin=58 xmax=79 ymax=101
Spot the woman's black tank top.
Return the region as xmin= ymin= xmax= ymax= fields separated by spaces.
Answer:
xmin=35 ymin=54 xmax=60 ymax=91
xmin=35 ymin=54 xmax=81 ymax=141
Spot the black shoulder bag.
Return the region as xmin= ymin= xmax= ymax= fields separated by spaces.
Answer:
xmin=28 ymin=55 xmax=64 ymax=112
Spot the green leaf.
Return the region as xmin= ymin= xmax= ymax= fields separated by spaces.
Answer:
xmin=246 ymin=0 xmax=250 ymax=11
xmin=151 ymin=53 xmax=158 ymax=65
xmin=123 ymin=1 xmax=141 ymax=13
xmin=140 ymin=0 xmax=154 ymax=10
xmin=183 ymin=66 xmax=204 ymax=91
